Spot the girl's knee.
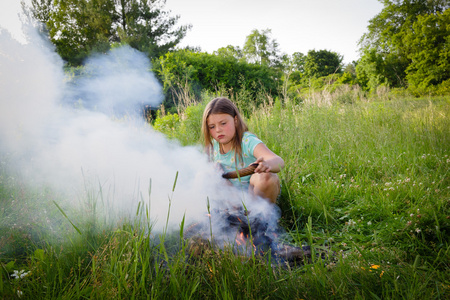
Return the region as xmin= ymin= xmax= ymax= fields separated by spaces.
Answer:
xmin=250 ymin=173 xmax=280 ymax=190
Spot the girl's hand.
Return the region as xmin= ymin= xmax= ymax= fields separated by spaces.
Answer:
xmin=254 ymin=157 xmax=271 ymax=173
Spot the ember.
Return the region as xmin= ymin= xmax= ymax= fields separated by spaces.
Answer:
xmin=184 ymin=204 xmax=329 ymax=266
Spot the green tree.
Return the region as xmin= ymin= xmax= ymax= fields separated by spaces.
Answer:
xmin=30 ymin=0 xmax=189 ymax=65
xmin=115 ymin=0 xmax=191 ymax=57
xmin=356 ymin=48 xmax=388 ymax=91
xmin=304 ymin=49 xmax=343 ymax=78
xmin=404 ymin=9 xmax=450 ymax=89
xmin=291 ymin=52 xmax=306 ymax=73
xmin=243 ymin=29 xmax=281 ymax=66
xmin=214 ymin=45 xmax=244 ymax=61
xmin=358 ymin=0 xmax=449 ymax=88
xmin=153 ymin=49 xmax=280 ymax=111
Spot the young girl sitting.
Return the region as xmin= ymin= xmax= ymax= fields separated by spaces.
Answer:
xmin=202 ymin=97 xmax=284 ymax=203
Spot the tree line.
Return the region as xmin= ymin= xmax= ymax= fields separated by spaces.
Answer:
xmin=29 ymin=0 xmax=450 ymax=111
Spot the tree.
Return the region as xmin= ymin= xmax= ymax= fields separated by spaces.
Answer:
xmin=404 ymin=9 xmax=450 ymax=89
xmin=115 ymin=0 xmax=191 ymax=58
xmin=291 ymin=52 xmax=306 ymax=74
xmin=304 ymin=49 xmax=343 ymax=78
xmin=358 ymin=0 xmax=449 ymax=88
xmin=356 ymin=48 xmax=388 ymax=91
xmin=214 ymin=45 xmax=244 ymax=61
xmin=153 ymin=50 xmax=280 ymax=112
xmin=243 ymin=29 xmax=281 ymax=66
xmin=30 ymin=0 xmax=190 ymax=65
xmin=360 ymin=0 xmax=449 ymax=53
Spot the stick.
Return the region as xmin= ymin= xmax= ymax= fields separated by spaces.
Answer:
xmin=222 ymin=163 xmax=259 ymax=179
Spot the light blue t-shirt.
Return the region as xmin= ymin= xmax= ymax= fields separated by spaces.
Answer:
xmin=212 ymin=132 xmax=263 ymax=187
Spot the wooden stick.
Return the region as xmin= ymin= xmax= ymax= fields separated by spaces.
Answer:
xmin=222 ymin=163 xmax=259 ymax=179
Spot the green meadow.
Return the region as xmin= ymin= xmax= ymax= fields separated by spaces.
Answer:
xmin=1 ymin=94 xmax=449 ymax=299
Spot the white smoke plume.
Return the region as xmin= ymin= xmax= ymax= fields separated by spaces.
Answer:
xmin=0 ymin=22 xmax=223 ymax=230
xmin=0 ymin=18 xmax=281 ymax=246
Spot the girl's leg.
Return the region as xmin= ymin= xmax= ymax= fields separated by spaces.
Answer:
xmin=249 ymin=173 xmax=280 ymax=203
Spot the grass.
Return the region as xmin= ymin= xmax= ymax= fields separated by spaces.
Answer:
xmin=1 ymin=95 xmax=449 ymax=299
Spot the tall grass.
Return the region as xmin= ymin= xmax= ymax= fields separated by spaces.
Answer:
xmin=1 ymin=95 xmax=449 ymax=299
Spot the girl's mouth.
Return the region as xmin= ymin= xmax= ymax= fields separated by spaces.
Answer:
xmin=218 ymin=135 xmax=225 ymax=139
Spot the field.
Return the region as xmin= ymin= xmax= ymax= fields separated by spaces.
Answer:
xmin=1 ymin=95 xmax=449 ymax=299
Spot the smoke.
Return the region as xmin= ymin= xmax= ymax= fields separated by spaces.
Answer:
xmin=0 ymin=22 xmax=236 ymax=231
xmin=0 ymin=19 xmax=282 ymax=248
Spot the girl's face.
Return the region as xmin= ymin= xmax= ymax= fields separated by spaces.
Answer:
xmin=207 ymin=113 xmax=237 ymax=146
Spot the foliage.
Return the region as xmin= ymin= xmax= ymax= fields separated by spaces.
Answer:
xmin=214 ymin=45 xmax=245 ymax=61
xmin=304 ymin=49 xmax=343 ymax=78
xmin=114 ymin=0 xmax=191 ymax=57
xmin=153 ymin=49 xmax=280 ymax=112
xmin=358 ymin=0 xmax=450 ymax=89
xmin=153 ymin=111 xmax=180 ymax=138
xmin=356 ymin=48 xmax=389 ymax=91
xmin=404 ymin=9 xmax=450 ymax=89
xmin=30 ymin=0 xmax=190 ymax=65
xmin=242 ymin=28 xmax=281 ymax=67
xmin=177 ymin=102 xmax=208 ymax=146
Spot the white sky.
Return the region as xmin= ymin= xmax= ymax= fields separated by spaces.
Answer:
xmin=1 ymin=0 xmax=384 ymax=64
xmin=164 ymin=0 xmax=384 ymax=64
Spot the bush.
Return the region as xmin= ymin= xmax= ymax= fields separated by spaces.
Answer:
xmin=153 ymin=112 xmax=180 ymax=138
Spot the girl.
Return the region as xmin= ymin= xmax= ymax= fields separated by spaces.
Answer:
xmin=202 ymin=97 xmax=284 ymax=203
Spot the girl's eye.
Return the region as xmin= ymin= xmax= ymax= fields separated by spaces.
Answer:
xmin=221 ymin=122 xmax=226 ymax=126
xmin=209 ymin=126 xmax=214 ymax=129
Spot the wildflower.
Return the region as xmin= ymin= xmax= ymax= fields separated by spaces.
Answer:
xmin=17 ymin=290 xmax=23 ymax=298
xmin=367 ymin=221 xmax=372 ymax=226
xmin=410 ymin=213 xmax=414 ymax=217
xmin=11 ymin=270 xmax=30 ymax=279
xmin=415 ymin=228 xmax=421 ymax=233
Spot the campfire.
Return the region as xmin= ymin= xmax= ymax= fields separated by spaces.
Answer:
xmin=183 ymin=165 xmax=335 ymax=266
xmin=184 ymin=204 xmax=325 ymax=266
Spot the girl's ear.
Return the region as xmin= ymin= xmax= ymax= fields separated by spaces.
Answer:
xmin=234 ymin=115 xmax=238 ymax=125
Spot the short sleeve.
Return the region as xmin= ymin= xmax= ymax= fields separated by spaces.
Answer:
xmin=242 ymin=132 xmax=262 ymax=158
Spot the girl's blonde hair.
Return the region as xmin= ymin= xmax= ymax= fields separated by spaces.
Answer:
xmin=202 ymin=97 xmax=248 ymax=162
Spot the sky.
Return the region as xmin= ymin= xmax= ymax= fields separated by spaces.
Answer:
xmin=164 ymin=0 xmax=385 ymax=64
xmin=0 ymin=0 xmax=384 ymax=64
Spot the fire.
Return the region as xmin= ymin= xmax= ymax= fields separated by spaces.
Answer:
xmin=235 ymin=232 xmax=246 ymax=246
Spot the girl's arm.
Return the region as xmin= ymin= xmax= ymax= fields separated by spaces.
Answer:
xmin=252 ymin=143 xmax=284 ymax=173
